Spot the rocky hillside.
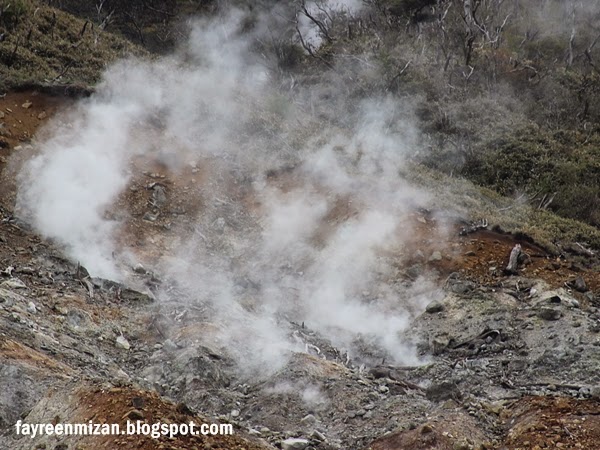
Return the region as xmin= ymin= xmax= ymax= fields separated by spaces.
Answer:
xmin=0 ymin=90 xmax=599 ymax=450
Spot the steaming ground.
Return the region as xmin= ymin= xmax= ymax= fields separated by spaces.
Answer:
xmin=15 ymin=10 xmax=444 ymax=377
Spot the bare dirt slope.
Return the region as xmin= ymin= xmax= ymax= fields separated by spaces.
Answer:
xmin=1 ymin=90 xmax=600 ymax=450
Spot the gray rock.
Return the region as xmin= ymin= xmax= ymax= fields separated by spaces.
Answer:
xmin=406 ymin=265 xmax=422 ymax=279
xmin=426 ymin=381 xmax=461 ymax=402
xmin=538 ymin=307 xmax=561 ymax=321
xmin=163 ymin=339 xmax=178 ymax=351
xmin=151 ymin=184 xmax=167 ymax=207
xmin=449 ymin=281 xmax=475 ymax=294
xmin=116 ymin=335 xmax=131 ymax=350
xmin=425 ymin=301 xmax=444 ymax=314
xmin=0 ymin=288 xmax=26 ymax=307
xmin=428 ymin=251 xmax=443 ymax=262
xmin=571 ymin=276 xmax=588 ymax=293
xmin=1 ymin=278 xmax=26 ymax=289
xmin=143 ymin=211 xmax=158 ymax=222
xmin=311 ymin=429 xmax=326 ymax=441
xmin=590 ymin=386 xmax=600 ymax=398
xmin=282 ymin=438 xmax=310 ymax=450
xmin=301 ymin=414 xmax=317 ymax=426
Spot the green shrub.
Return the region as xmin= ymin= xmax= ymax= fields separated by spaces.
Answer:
xmin=463 ymin=129 xmax=600 ymax=226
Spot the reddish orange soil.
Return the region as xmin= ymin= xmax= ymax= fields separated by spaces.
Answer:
xmin=76 ymin=385 xmax=270 ymax=450
xmin=0 ymin=91 xmax=69 ymax=150
xmin=501 ymin=396 xmax=600 ymax=450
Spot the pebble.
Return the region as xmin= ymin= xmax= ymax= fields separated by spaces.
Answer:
xmin=116 ymin=335 xmax=131 ymax=350
xmin=425 ymin=301 xmax=444 ymax=313
xmin=300 ymin=414 xmax=316 ymax=426
xmin=281 ymin=438 xmax=310 ymax=450
xmin=428 ymin=251 xmax=443 ymax=262
xmin=378 ymin=385 xmax=389 ymax=393
xmin=311 ymin=429 xmax=326 ymax=441
xmin=537 ymin=307 xmax=561 ymax=321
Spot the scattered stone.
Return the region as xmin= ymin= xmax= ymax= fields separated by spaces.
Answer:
xmin=37 ymin=111 xmax=47 ymax=120
xmin=143 ymin=211 xmax=158 ymax=222
xmin=230 ymin=409 xmax=240 ymax=418
xmin=589 ymin=386 xmax=600 ymax=399
xmin=369 ymin=367 xmax=391 ymax=379
xmin=569 ymin=277 xmax=588 ymax=293
xmin=301 ymin=414 xmax=317 ymax=426
xmin=311 ymin=429 xmax=326 ymax=441
xmin=426 ymin=382 xmax=461 ymax=402
xmin=425 ymin=301 xmax=444 ymax=314
xmin=1 ymin=278 xmax=26 ymax=289
xmin=449 ymin=280 xmax=475 ymax=294
xmin=21 ymin=101 xmax=32 ymax=109
xmin=465 ymin=250 xmax=476 ymax=257
xmin=0 ymin=111 xmax=4 ymax=119
xmin=116 ymin=335 xmax=131 ymax=350
xmin=27 ymin=301 xmax=37 ymax=314
xmin=124 ymin=409 xmax=144 ymax=420
xmin=428 ymin=251 xmax=443 ymax=262
xmin=281 ymin=438 xmax=310 ymax=450
xmin=406 ymin=265 xmax=422 ymax=279
xmin=151 ymin=184 xmax=167 ymax=207
xmin=133 ymin=263 xmax=146 ymax=274
xmin=0 ymin=288 xmax=26 ymax=306
xmin=420 ymin=424 xmax=434 ymax=434
xmin=132 ymin=397 xmax=145 ymax=409
xmin=537 ymin=307 xmax=561 ymax=321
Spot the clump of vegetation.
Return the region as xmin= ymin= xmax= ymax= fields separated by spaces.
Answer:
xmin=463 ymin=129 xmax=600 ymax=226
xmin=0 ymin=0 xmax=145 ymax=91
xmin=0 ymin=0 xmax=29 ymax=29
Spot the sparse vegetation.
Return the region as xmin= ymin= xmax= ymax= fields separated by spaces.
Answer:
xmin=0 ymin=0 xmax=29 ymax=29
xmin=0 ymin=0 xmax=145 ymax=91
xmin=1 ymin=0 xmax=600 ymax=248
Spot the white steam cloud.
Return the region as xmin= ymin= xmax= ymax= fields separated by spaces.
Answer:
xmin=16 ymin=7 xmax=441 ymax=377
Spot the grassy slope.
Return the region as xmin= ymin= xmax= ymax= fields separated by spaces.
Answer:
xmin=0 ymin=0 xmax=146 ymax=91
xmin=407 ymin=164 xmax=600 ymax=252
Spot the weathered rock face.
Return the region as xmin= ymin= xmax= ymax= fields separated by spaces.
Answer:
xmin=1 ymin=217 xmax=600 ymax=450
